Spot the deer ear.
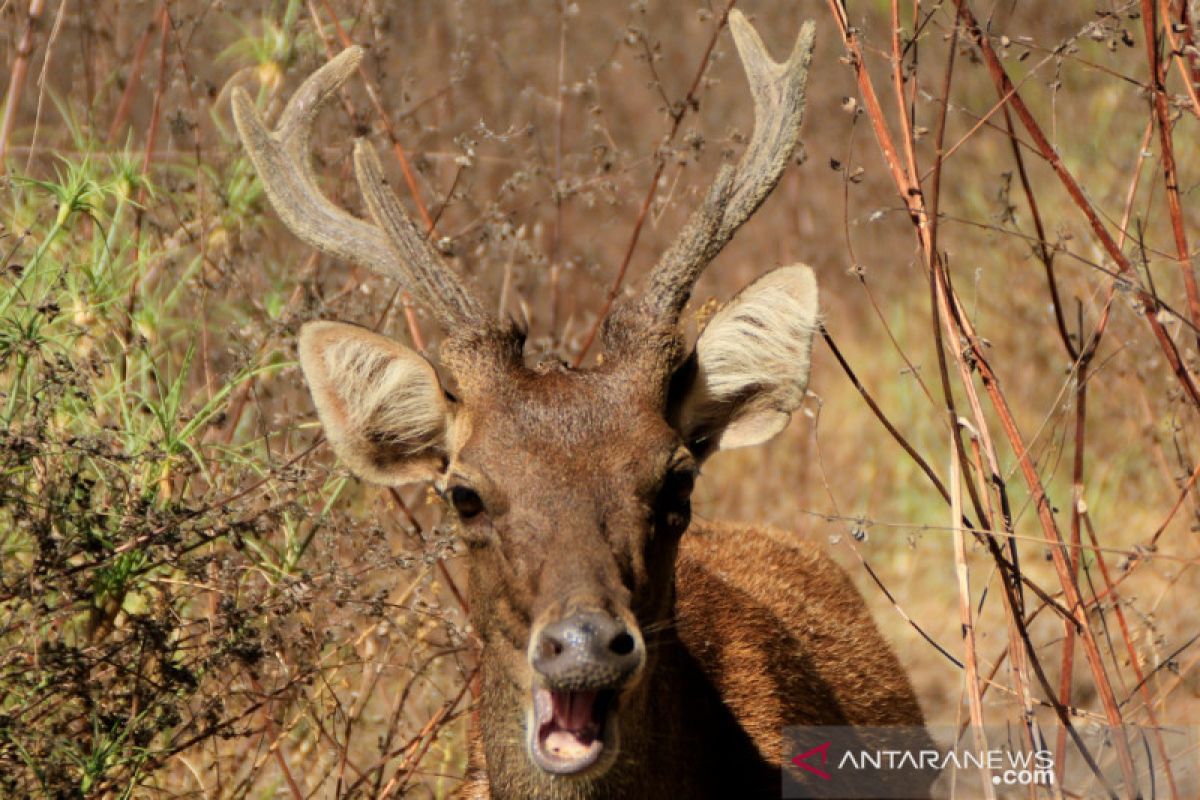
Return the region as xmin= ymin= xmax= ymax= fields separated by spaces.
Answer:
xmin=298 ymin=321 xmax=452 ymax=485
xmin=668 ymin=265 xmax=818 ymax=461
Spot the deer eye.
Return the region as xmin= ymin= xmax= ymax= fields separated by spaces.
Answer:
xmin=654 ymin=466 xmax=695 ymax=534
xmin=655 ymin=465 xmax=696 ymax=533
xmin=661 ymin=468 xmax=695 ymax=507
xmin=448 ymin=485 xmax=485 ymax=520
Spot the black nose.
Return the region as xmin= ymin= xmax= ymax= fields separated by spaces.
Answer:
xmin=530 ymin=610 xmax=644 ymax=690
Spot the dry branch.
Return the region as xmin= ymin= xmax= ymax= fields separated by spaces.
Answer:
xmin=0 ymin=0 xmax=48 ymax=172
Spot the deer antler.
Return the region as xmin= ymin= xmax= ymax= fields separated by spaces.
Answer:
xmin=231 ymin=47 xmax=488 ymax=329
xmin=637 ymin=11 xmax=815 ymax=326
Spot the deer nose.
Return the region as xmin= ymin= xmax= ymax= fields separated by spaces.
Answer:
xmin=530 ymin=610 xmax=644 ymax=690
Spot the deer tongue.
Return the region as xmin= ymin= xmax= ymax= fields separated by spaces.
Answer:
xmin=552 ymin=689 xmax=599 ymax=737
xmin=532 ymin=687 xmax=609 ymax=770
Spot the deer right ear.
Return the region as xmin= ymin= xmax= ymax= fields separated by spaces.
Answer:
xmin=298 ymin=321 xmax=453 ymax=485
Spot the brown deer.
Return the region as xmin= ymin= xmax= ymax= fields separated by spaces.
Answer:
xmin=233 ymin=12 xmax=927 ymax=799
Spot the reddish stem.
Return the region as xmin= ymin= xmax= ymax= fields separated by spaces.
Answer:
xmin=105 ymin=14 xmax=157 ymax=143
xmin=0 ymin=0 xmax=48 ymax=173
xmin=1142 ymin=0 xmax=1200 ymax=350
xmin=573 ymin=0 xmax=737 ymax=366
xmin=952 ymin=1 xmax=1200 ymax=407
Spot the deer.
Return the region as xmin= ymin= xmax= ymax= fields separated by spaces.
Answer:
xmin=232 ymin=11 xmax=928 ymax=800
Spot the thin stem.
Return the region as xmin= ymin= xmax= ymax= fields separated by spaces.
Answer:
xmin=1142 ymin=0 xmax=1200 ymax=350
xmin=572 ymin=0 xmax=737 ymax=366
xmin=0 ymin=0 xmax=48 ymax=173
xmin=954 ymin=0 xmax=1200 ymax=407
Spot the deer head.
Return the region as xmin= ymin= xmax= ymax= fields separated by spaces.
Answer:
xmin=233 ymin=11 xmax=815 ymax=781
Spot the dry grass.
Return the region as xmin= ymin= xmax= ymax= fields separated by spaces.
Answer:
xmin=0 ymin=0 xmax=1198 ymax=796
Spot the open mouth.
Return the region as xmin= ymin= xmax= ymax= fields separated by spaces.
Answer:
xmin=529 ymin=687 xmax=617 ymax=775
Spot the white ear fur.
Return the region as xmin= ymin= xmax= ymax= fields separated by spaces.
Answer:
xmin=671 ymin=265 xmax=818 ymax=457
xmin=298 ymin=321 xmax=451 ymax=484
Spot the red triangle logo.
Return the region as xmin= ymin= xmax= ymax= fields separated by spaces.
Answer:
xmin=791 ymin=741 xmax=832 ymax=780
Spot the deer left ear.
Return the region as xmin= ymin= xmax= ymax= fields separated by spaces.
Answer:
xmin=667 ymin=265 xmax=819 ymax=461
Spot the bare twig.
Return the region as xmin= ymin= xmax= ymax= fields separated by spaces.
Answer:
xmin=0 ymin=0 xmax=48 ymax=173
xmin=246 ymin=673 xmax=305 ymax=800
xmin=118 ymin=2 xmax=170 ymax=384
xmin=317 ymin=0 xmax=435 ymax=232
xmin=573 ymin=0 xmax=737 ymax=365
xmin=1158 ymin=0 xmax=1200 ymax=118
xmin=828 ymin=2 xmax=1142 ymax=791
xmin=548 ymin=0 xmax=569 ymax=338
xmin=105 ymin=12 xmax=158 ymax=143
xmin=950 ymin=426 xmax=995 ymax=799
xmin=23 ymin=0 xmax=63 ymax=171
xmin=953 ymin=0 xmax=1200 ymax=408
xmin=1142 ymin=0 xmax=1200 ymax=349
xmin=305 ymin=1 xmax=428 ymax=350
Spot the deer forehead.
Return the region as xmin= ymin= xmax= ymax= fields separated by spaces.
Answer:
xmin=452 ymin=369 xmax=679 ymax=480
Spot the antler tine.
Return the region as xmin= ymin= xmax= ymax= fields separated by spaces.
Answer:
xmin=232 ymin=49 xmax=392 ymax=280
xmin=232 ymin=47 xmax=488 ymax=328
xmin=353 ymin=140 xmax=486 ymax=325
xmin=640 ymin=12 xmax=815 ymax=324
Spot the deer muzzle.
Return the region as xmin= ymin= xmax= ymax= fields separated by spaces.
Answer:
xmin=526 ymin=608 xmax=645 ymax=775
